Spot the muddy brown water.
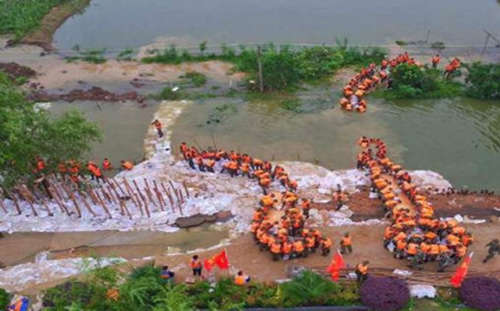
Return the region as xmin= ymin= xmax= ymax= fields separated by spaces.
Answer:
xmin=171 ymin=97 xmax=500 ymax=192
xmin=53 ymin=0 xmax=500 ymax=51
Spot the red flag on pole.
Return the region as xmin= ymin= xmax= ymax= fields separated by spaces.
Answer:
xmin=451 ymin=252 xmax=473 ymax=287
xmin=213 ymin=250 xmax=230 ymax=270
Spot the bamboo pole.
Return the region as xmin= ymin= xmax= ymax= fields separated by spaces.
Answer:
xmin=134 ymin=193 xmax=144 ymax=216
xmin=123 ymin=179 xmax=142 ymax=216
xmin=70 ymin=192 xmax=82 ymax=218
xmin=52 ymin=191 xmax=70 ymax=216
xmin=107 ymin=182 xmax=121 ymax=202
xmin=178 ymin=187 xmax=184 ymax=203
xmin=152 ymin=180 xmax=167 ymax=207
xmin=4 ymin=188 xmax=22 ymax=215
xmin=142 ymin=193 xmax=151 ymax=218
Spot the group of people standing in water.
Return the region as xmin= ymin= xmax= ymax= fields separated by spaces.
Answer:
xmin=340 ymin=53 xmax=461 ymax=113
xmin=357 ymin=136 xmax=472 ymax=271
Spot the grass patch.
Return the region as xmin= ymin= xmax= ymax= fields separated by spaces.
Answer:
xmin=179 ymin=71 xmax=207 ymax=87
xmin=0 ymin=0 xmax=67 ymax=40
xmin=116 ymin=49 xmax=135 ymax=61
xmin=464 ymin=62 xmax=500 ymax=100
xmin=66 ymin=45 xmax=107 ymax=64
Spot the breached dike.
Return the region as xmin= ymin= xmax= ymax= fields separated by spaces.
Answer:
xmin=0 ymin=100 xmax=452 ymax=234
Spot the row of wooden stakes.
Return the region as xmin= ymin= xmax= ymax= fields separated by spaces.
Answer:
xmin=0 ymin=175 xmax=191 ymax=219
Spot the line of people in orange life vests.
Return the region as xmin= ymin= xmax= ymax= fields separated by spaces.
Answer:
xmin=339 ymin=52 xmax=420 ymax=112
xmin=35 ymin=157 xmax=135 ymax=184
xmin=356 ymin=137 xmax=472 ymax=270
xmin=444 ymin=57 xmax=461 ymax=79
xmin=251 ymin=197 xmax=334 ymax=261
xmin=179 ymin=143 xmax=298 ymax=195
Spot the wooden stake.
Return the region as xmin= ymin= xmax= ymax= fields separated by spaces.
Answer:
xmin=106 ymin=185 xmax=118 ymax=204
xmin=70 ymin=192 xmax=82 ymax=218
xmin=133 ymin=180 xmax=148 ymax=205
xmin=154 ymin=188 xmax=165 ymax=211
xmin=78 ymin=193 xmax=96 ymax=217
xmin=95 ymin=190 xmax=112 ymax=219
xmin=113 ymin=178 xmax=127 ymax=196
xmin=5 ymin=188 xmax=22 ymax=215
xmin=101 ymin=187 xmax=113 ymax=204
xmin=0 ymin=196 xmax=7 ymax=214
xmin=177 ymin=188 xmax=184 ymax=215
xmin=18 ymin=185 xmax=38 ymax=216
xmin=161 ymin=182 xmax=175 ymax=212
xmin=142 ymin=194 xmax=151 ymax=218
xmin=182 ymin=181 xmax=190 ymax=198
xmin=134 ymin=193 xmax=144 ymax=216
xmin=41 ymin=199 xmax=53 ymax=216
xmin=123 ymin=179 xmax=142 ymax=216
xmin=143 ymin=178 xmax=158 ymax=208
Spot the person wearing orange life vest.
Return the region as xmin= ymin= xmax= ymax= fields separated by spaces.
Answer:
xmin=320 ymin=237 xmax=332 ymax=256
xmin=240 ymin=162 xmax=251 ymax=178
xmin=432 ymin=54 xmax=441 ymax=69
xmin=259 ymin=233 xmax=270 ymax=251
xmin=93 ymin=165 xmax=104 ymax=184
xmin=454 ymin=243 xmax=467 ymax=264
xmin=305 ymin=234 xmax=316 ymax=255
xmin=355 ymin=261 xmax=370 ymax=283
xmin=234 ymin=270 xmax=251 ymax=285
xmin=195 ymin=155 xmax=205 ymax=172
xmin=180 ymin=142 xmax=188 ymax=160
xmin=292 ymin=239 xmax=305 ymax=258
xmin=58 ymin=162 xmax=67 ymax=181
xmin=35 ymin=157 xmax=46 ymax=175
xmin=270 ymin=240 xmax=282 ymax=261
xmin=205 ymin=159 xmax=215 ymax=173
xmin=340 ymin=232 xmax=352 ymax=255
xmin=120 ymin=160 xmax=134 ymax=171
xmin=301 ymin=198 xmax=311 ymax=219
xmin=190 ymin=255 xmax=203 ymax=277
xmin=259 ymin=177 xmax=271 ymax=195
xmin=151 ymin=119 xmax=163 ymax=138
xmin=102 ymin=158 xmax=112 ymax=171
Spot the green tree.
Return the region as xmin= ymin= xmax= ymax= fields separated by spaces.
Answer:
xmin=280 ymin=270 xmax=340 ymax=306
xmin=465 ymin=62 xmax=500 ymax=99
xmin=0 ymin=72 xmax=101 ymax=187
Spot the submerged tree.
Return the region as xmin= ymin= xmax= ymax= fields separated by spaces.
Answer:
xmin=0 ymin=71 xmax=102 ymax=187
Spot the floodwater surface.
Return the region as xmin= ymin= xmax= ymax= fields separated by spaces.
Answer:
xmin=49 ymin=101 xmax=158 ymax=168
xmin=171 ymin=97 xmax=500 ymax=191
xmin=54 ymin=0 xmax=500 ymax=51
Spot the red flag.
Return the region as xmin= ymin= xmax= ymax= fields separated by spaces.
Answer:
xmin=451 ymin=253 xmax=472 ymax=287
xmin=203 ymin=258 xmax=215 ymax=272
xmin=213 ymin=250 xmax=230 ymax=270
xmin=326 ymin=252 xmax=345 ymax=281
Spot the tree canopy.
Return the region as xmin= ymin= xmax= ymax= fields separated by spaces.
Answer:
xmin=0 ymin=71 xmax=101 ymax=187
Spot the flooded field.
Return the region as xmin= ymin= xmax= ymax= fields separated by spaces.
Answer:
xmin=54 ymin=0 xmax=500 ymax=51
xmin=171 ymin=97 xmax=500 ymax=191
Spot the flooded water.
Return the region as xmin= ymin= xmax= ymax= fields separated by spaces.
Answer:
xmin=171 ymin=97 xmax=500 ymax=191
xmin=54 ymin=0 xmax=500 ymax=51
xmin=49 ymin=101 xmax=158 ymax=169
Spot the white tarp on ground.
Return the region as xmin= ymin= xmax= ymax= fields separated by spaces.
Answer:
xmin=409 ymin=284 xmax=436 ymax=298
xmin=0 ymin=257 xmax=126 ymax=292
xmin=0 ymin=101 xmax=453 ymax=235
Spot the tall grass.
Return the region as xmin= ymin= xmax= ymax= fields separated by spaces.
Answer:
xmin=0 ymin=0 xmax=67 ymax=40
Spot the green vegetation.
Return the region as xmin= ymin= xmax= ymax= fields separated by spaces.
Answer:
xmin=464 ymin=62 xmax=500 ymax=99
xmin=179 ymin=71 xmax=207 ymax=87
xmin=0 ymin=287 xmax=10 ymax=311
xmin=66 ymin=45 xmax=107 ymax=64
xmin=0 ymin=71 xmax=101 ymax=187
xmin=375 ymin=63 xmax=462 ymax=99
xmin=0 ymin=0 xmax=67 ymax=40
xmin=116 ymin=49 xmax=135 ymax=61
xmin=142 ymin=42 xmax=386 ymax=91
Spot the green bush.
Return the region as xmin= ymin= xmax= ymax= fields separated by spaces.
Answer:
xmin=0 ymin=288 xmax=10 ymax=311
xmin=153 ymin=284 xmax=193 ymax=311
xmin=280 ymin=270 xmax=340 ymax=306
xmin=42 ymin=280 xmax=110 ymax=311
xmin=380 ymin=63 xmax=462 ymax=99
xmin=464 ymin=62 xmax=500 ymax=99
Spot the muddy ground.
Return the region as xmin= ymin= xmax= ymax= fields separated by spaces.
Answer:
xmin=4 ymin=222 xmax=499 ymax=295
xmin=0 ymin=62 xmax=36 ymax=81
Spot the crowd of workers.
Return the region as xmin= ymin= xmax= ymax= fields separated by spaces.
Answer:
xmin=356 ymin=136 xmax=473 ymax=271
xmin=34 ymin=156 xmax=135 ymax=184
xmin=179 ymin=143 xmax=333 ymax=261
xmin=340 ymin=53 xmax=461 ymax=113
